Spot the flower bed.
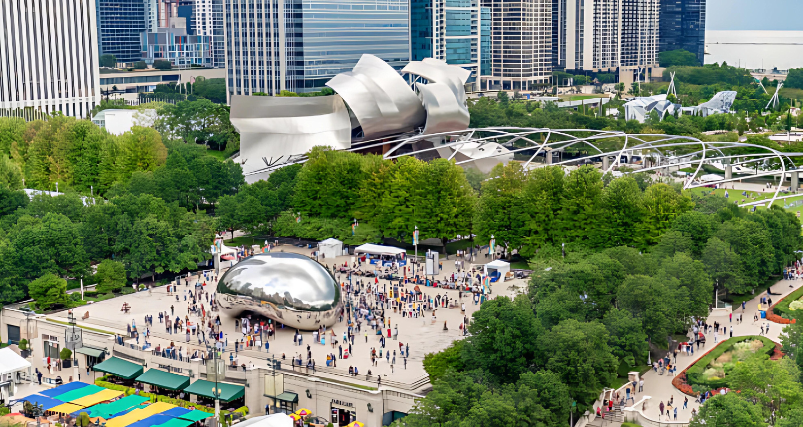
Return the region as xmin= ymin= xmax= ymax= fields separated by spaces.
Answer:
xmin=770 ymin=286 xmax=803 ymax=324
xmin=672 ymin=336 xmax=777 ymax=396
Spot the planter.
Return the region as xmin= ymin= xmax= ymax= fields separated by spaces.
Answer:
xmin=62 ymin=360 xmax=72 ymax=368
xmin=20 ymin=350 xmax=30 ymax=358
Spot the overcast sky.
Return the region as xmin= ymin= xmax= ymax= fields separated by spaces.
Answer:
xmin=707 ymin=0 xmax=803 ymax=30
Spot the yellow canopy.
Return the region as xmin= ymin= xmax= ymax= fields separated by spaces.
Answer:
xmin=294 ymin=408 xmax=311 ymax=416
xmin=71 ymin=389 xmax=125 ymax=407
xmin=347 ymin=422 xmax=365 ymax=427
xmin=50 ymin=403 xmax=85 ymax=414
xmin=105 ymin=402 xmax=176 ymax=427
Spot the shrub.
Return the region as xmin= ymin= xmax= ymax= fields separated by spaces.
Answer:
xmin=95 ymin=380 xmax=214 ymax=412
xmin=18 ymin=339 xmax=28 ymax=350
xmin=773 ymin=286 xmax=803 ymax=318
xmin=685 ymin=336 xmax=775 ymax=389
xmin=60 ymin=348 xmax=72 ymax=360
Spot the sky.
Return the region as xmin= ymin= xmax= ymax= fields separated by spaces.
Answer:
xmin=707 ymin=0 xmax=803 ymax=31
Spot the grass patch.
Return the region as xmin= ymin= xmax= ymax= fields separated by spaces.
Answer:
xmin=315 ymin=376 xmax=377 ymax=391
xmin=224 ymin=235 xmax=264 ymax=247
xmin=205 ymin=149 xmax=230 ymax=161
xmin=46 ymin=318 xmax=117 ymax=336
xmin=622 ymin=423 xmax=643 ymax=427
xmin=772 ymin=285 xmax=803 ymax=319
xmin=780 ymin=87 xmax=803 ymax=100
xmin=445 ymin=239 xmax=475 ymax=254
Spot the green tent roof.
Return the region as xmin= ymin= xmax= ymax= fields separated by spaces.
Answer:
xmin=154 ymin=419 xmax=195 ymax=427
xmin=93 ymin=357 xmax=144 ymax=379
xmin=76 ymin=347 xmax=105 ymax=358
xmin=135 ymin=370 xmax=190 ymax=391
xmin=81 ymin=395 xmax=151 ymax=418
xmin=53 ymin=384 xmax=105 ymax=402
xmin=276 ymin=392 xmax=298 ymax=403
xmin=177 ymin=411 xmax=214 ymax=422
xmin=183 ymin=380 xmax=244 ymax=402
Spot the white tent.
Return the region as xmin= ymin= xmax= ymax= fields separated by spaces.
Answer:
xmin=318 ymin=238 xmax=343 ymax=260
xmin=484 ymin=259 xmax=511 ymax=282
xmin=228 ymin=414 xmax=292 ymax=427
xmin=354 ymin=244 xmax=406 ymax=256
xmin=0 ymin=347 xmax=31 ymax=375
xmin=699 ymin=174 xmax=723 ymax=183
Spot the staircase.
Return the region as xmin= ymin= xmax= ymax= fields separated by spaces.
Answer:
xmin=585 ymin=405 xmax=625 ymax=427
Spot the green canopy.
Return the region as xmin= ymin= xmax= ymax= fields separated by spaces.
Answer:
xmin=183 ymin=380 xmax=244 ymax=402
xmin=154 ymin=419 xmax=194 ymax=427
xmin=76 ymin=347 xmax=105 ymax=358
xmin=275 ymin=392 xmax=298 ymax=403
xmin=53 ymin=385 xmax=105 ymax=402
xmin=81 ymin=395 xmax=151 ymax=418
xmin=177 ymin=411 xmax=214 ymax=422
xmin=93 ymin=357 xmax=144 ymax=379
xmin=135 ymin=370 xmax=190 ymax=391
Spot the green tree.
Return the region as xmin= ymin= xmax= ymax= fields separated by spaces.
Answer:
xmin=617 ymin=275 xmax=684 ymax=342
xmin=99 ymin=54 xmax=117 ymax=68
xmin=702 ymin=236 xmax=746 ymax=294
xmin=133 ymin=61 xmax=147 ymax=70
xmin=603 ymin=308 xmax=648 ymax=366
xmin=593 ymin=176 xmax=644 ymax=248
xmin=728 ymin=356 xmax=803 ymax=419
xmin=659 ymin=49 xmax=700 ymax=67
xmin=638 ymin=183 xmax=693 ymax=248
xmin=153 ymin=60 xmax=172 ymax=70
xmin=689 ymin=393 xmax=767 ymax=427
xmin=0 ymin=155 xmax=24 ymax=190
xmin=94 ymin=259 xmax=127 ymax=293
xmin=10 ymin=213 xmax=89 ymax=282
xmin=28 ymin=273 xmax=70 ymax=310
xmin=462 ymin=295 xmax=544 ymax=383
xmin=422 ymin=340 xmax=465 ymax=383
xmin=538 ymin=319 xmax=618 ymax=410
xmin=558 ymin=165 xmax=603 ymax=244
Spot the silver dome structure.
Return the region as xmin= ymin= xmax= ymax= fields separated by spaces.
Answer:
xmin=216 ymin=253 xmax=342 ymax=330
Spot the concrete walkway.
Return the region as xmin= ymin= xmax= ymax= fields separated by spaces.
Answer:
xmin=634 ymin=276 xmax=800 ymax=423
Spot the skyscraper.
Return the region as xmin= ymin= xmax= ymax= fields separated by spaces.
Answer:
xmin=194 ymin=0 xmax=226 ymax=68
xmin=660 ymin=0 xmax=706 ymax=66
xmin=556 ymin=0 xmax=659 ymax=83
xmin=224 ymin=0 xmax=409 ymax=99
xmin=96 ymin=0 xmax=148 ymax=62
xmin=410 ymin=0 xmax=487 ymax=91
xmin=480 ymin=0 xmax=553 ymax=91
xmin=0 ymin=0 xmax=100 ymax=118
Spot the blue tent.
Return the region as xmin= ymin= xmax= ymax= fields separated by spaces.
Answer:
xmin=39 ymin=382 xmax=90 ymax=398
xmin=22 ymin=394 xmax=65 ymax=410
xmin=126 ymin=414 xmax=175 ymax=427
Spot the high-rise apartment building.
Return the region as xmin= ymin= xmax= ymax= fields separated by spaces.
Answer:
xmin=480 ymin=0 xmax=553 ymax=91
xmin=0 ymin=0 xmax=100 ymax=118
xmin=96 ymin=0 xmax=148 ymax=62
xmin=224 ymin=0 xmax=409 ymax=99
xmin=410 ymin=0 xmax=487 ymax=91
xmin=556 ymin=0 xmax=659 ymax=82
xmin=659 ymin=0 xmax=705 ymax=66
xmin=194 ymin=0 xmax=226 ymax=68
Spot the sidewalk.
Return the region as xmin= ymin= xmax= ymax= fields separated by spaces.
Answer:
xmin=634 ymin=276 xmax=800 ymax=423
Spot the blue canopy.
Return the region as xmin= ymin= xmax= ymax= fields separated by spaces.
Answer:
xmin=127 ymin=414 xmax=175 ymax=427
xmin=160 ymin=408 xmax=191 ymax=418
xmin=22 ymin=394 xmax=65 ymax=410
xmin=39 ymin=382 xmax=90 ymax=398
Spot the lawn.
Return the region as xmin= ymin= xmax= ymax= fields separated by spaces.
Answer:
xmin=559 ymin=94 xmax=605 ymax=101
xmin=205 ymin=149 xmax=230 ymax=161
xmin=780 ymin=87 xmax=803 ymax=101
xmin=688 ymin=187 xmax=803 ymax=216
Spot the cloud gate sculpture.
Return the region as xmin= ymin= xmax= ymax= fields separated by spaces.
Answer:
xmin=232 ymin=54 xmax=472 ymax=181
xmin=216 ymin=252 xmax=342 ymax=330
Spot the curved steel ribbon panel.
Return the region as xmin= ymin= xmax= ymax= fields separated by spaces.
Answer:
xmin=416 ymin=82 xmax=470 ymax=135
xmin=326 ymin=54 xmax=425 ymax=139
xmin=230 ymin=94 xmax=352 ymax=182
xmin=402 ymin=59 xmax=470 ymax=105
xmin=216 ymin=252 xmax=343 ymax=330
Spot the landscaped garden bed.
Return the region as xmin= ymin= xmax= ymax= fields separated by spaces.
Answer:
xmin=770 ymin=286 xmax=803 ymax=324
xmin=672 ymin=336 xmax=780 ymax=396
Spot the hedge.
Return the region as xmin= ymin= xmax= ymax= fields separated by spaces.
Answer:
xmin=684 ymin=336 xmax=775 ymax=390
xmin=772 ymin=286 xmax=803 ymax=319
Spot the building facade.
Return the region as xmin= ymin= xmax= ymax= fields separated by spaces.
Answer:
xmin=410 ymin=0 xmax=486 ymax=91
xmin=0 ymin=0 xmax=101 ymax=118
xmin=556 ymin=0 xmax=659 ymax=78
xmin=224 ymin=0 xmax=409 ymax=99
xmin=659 ymin=0 xmax=706 ymax=66
xmin=194 ymin=0 xmax=226 ymax=68
xmin=141 ymin=27 xmax=215 ymax=68
xmin=96 ymin=0 xmax=148 ymax=63
xmin=479 ymin=0 xmax=553 ymax=91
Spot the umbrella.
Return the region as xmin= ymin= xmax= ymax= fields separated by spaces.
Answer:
xmin=288 ymin=414 xmax=301 ymax=421
xmin=295 ymin=408 xmax=311 ymax=417
xmin=347 ymin=422 xmax=365 ymax=427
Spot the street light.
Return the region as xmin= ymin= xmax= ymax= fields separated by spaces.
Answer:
xmin=205 ymin=344 xmax=224 ymax=420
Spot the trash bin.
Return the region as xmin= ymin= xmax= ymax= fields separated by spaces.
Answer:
xmin=760 ymin=310 xmax=767 ymax=318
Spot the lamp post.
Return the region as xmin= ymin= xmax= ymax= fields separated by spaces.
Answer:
xmin=206 ymin=345 xmax=223 ymax=420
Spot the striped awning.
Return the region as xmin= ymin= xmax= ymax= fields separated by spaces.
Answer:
xmin=22 ymin=394 xmax=65 ymax=410
xmin=50 ymin=403 xmax=86 ymax=414
xmin=54 ymin=385 xmax=105 ymax=402
xmin=39 ymin=382 xmax=90 ymax=398
xmin=105 ymin=402 xmax=176 ymax=427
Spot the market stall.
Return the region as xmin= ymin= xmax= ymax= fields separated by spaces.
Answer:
xmin=483 ymin=260 xmax=510 ymax=282
xmin=318 ymin=238 xmax=343 ymax=260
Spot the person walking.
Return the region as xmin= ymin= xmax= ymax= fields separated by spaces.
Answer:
xmin=639 ymin=379 xmax=644 ymax=392
xmin=659 ymin=401 xmax=665 ymax=418
xmin=683 ymin=396 xmax=688 ymax=410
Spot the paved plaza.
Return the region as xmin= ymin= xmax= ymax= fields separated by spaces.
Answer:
xmin=48 ymin=244 xmax=527 ymax=389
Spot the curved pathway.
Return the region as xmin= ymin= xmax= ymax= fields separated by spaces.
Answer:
xmin=634 ymin=276 xmax=800 ymax=423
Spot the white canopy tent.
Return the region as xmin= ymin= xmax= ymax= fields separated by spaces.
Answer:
xmin=484 ymin=259 xmax=511 ymax=282
xmin=354 ymin=244 xmax=406 ymax=256
xmin=318 ymin=238 xmax=343 ymax=259
xmin=0 ymin=347 xmax=31 ymax=399
xmin=699 ymin=174 xmax=723 ymax=183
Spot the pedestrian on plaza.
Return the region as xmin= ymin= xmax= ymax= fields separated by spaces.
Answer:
xmin=639 ymin=379 xmax=644 ymax=392
xmin=659 ymin=401 xmax=665 ymax=417
xmin=683 ymin=396 xmax=688 ymax=410
xmin=729 ymin=312 xmax=732 ymax=323
xmin=674 ymin=407 xmax=678 ymax=420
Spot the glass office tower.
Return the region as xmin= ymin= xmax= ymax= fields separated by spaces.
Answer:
xmin=96 ymin=0 xmax=148 ymax=62
xmin=660 ymin=0 xmax=706 ymax=66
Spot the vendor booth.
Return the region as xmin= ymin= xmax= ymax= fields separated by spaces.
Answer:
xmin=484 ymin=260 xmax=510 ymax=282
xmin=354 ymin=244 xmax=407 ymax=267
xmin=213 ymin=240 xmax=239 ymax=274
xmin=318 ymin=238 xmax=344 ymax=260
